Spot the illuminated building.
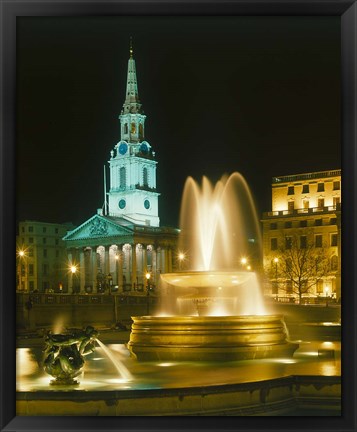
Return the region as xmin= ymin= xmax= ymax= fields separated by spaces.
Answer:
xmin=62 ymin=42 xmax=178 ymax=293
xmin=16 ymin=221 xmax=74 ymax=292
xmin=262 ymin=169 xmax=341 ymax=302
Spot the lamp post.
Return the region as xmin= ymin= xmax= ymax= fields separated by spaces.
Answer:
xmin=146 ymin=272 xmax=151 ymax=315
xmin=70 ymin=264 xmax=78 ymax=294
xmin=178 ymin=252 xmax=185 ymax=271
xmin=274 ymin=257 xmax=279 ymax=300
xmin=18 ymin=249 xmax=26 ymax=292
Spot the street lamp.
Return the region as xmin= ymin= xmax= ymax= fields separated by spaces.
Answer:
xmin=146 ymin=272 xmax=151 ymax=315
xmin=17 ymin=249 xmax=27 ymax=291
xmin=178 ymin=252 xmax=185 ymax=271
xmin=274 ymin=257 xmax=279 ymax=300
xmin=70 ymin=264 xmax=78 ymax=294
xmin=241 ymin=257 xmax=247 ymax=266
xmin=325 ymin=286 xmax=329 ymax=307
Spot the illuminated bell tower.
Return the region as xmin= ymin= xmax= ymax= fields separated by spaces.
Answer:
xmin=107 ymin=40 xmax=160 ymax=227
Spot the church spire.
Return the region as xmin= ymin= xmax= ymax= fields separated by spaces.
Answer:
xmin=122 ymin=37 xmax=142 ymax=114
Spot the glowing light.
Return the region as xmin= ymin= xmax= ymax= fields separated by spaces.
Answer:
xmin=241 ymin=257 xmax=247 ymax=265
xmin=70 ymin=265 xmax=77 ymax=274
xmin=145 ymin=272 xmax=151 ymax=280
xmin=247 ymin=265 xmax=251 ymax=271
xmin=274 ymin=257 xmax=279 ymax=264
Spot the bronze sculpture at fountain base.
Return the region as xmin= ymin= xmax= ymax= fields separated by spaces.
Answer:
xmin=43 ymin=326 xmax=98 ymax=385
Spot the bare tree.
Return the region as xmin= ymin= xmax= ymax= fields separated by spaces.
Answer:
xmin=266 ymin=230 xmax=331 ymax=304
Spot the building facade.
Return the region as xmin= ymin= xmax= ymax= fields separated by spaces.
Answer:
xmin=16 ymin=221 xmax=74 ymax=292
xmin=262 ymin=169 xmax=341 ymax=303
xmin=63 ymin=43 xmax=179 ymax=293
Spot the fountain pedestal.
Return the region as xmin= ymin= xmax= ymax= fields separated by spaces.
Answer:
xmin=128 ymin=315 xmax=298 ymax=362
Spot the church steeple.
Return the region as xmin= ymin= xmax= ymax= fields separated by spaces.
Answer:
xmin=108 ymin=41 xmax=160 ymax=227
xmin=122 ymin=38 xmax=142 ymax=115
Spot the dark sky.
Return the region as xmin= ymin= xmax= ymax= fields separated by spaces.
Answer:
xmin=16 ymin=16 xmax=341 ymax=228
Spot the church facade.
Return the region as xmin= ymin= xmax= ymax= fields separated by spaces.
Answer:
xmin=63 ymin=43 xmax=179 ymax=294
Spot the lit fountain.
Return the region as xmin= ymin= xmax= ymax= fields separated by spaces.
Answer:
xmin=128 ymin=173 xmax=298 ymax=361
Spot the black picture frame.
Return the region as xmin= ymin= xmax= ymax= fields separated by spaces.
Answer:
xmin=1 ymin=1 xmax=356 ymax=431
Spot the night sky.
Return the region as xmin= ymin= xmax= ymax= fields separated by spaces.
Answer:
xmin=16 ymin=16 xmax=341 ymax=228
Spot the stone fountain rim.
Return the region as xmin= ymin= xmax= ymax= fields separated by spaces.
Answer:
xmin=132 ymin=314 xmax=285 ymax=322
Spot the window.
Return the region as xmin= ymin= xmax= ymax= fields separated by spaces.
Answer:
xmin=124 ymin=123 xmax=128 ymax=134
xmin=317 ymin=183 xmax=325 ymax=192
xmin=285 ymin=237 xmax=292 ymax=250
xmin=43 ymin=249 xmax=47 ymax=258
xmin=286 ymin=280 xmax=293 ymax=294
xmin=285 ymin=258 xmax=292 ymax=272
xmin=131 ymin=122 xmax=136 ymax=134
xmin=43 ymin=264 xmax=48 ymax=275
xmin=302 ymin=184 xmax=309 ymax=194
xmin=119 ymin=167 xmax=126 ymax=188
xmin=333 ymin=181 xmax=340 ymax=190
xmin=29 ymin=264 xmax=34 ymax=276
xmin=55 ymin=239 xmax=59 ymax=246
xmin=316 ymin=279 xmax=323 ymax=294
xmin=139 ymin=123 xmax=144 ymax=138
xmin=43 ymin=238 xmax=47 ymax=244
xmin=21 ymin=227 xmax=25 ymax=233
xmin=288 ymin=201 xmax=295 ymax=211
xmin=271 ymin=238 xmax=278 ymax=251
xmin=29 ymin=281 xmax=34 ymax=291
xmin=315 ymin=235 xmax=323 ymax=248
xmin=287 ymin=186 xmax=294 ymax=195
xmin=285 ymin=221 xmax=292 ymax=229
xmin=43 ymin=227 xmax=47 ymax=233
xmin=303 ymin=199 xmax=309 ymax=209
xmin=28 ymin=226 xmax=33 ymax=232
xmin=28 ymin=248 xmax=33 ymax=257
xmin=43 ymin=281 xmax=49 ymax=291
xmin=300 ymin=236 xmax=307 ymax=249
xmin=55 ymin=228 xmax=59 ymax=234
xmin=270 ymin=223 xmax=277 ymax=230
xmin=331 ymin=233 xmax=338 ymax=247
xmin=330 ymin=217 xmax=337 ymax=225
xmin=29 ymin=237 xmax=33 ymax=244
xmin=333 ymin=197 xmax=340 ymax=207
xmin=143 ymin=167 xmax=148 ymax=186
xmin=331 ymin=255 xmax=338 ymax=271
xmin=300 ymin=220 xmax=307 ymax=227
xmin=315 ymin=219 xmax=322 ymax=226
xmin=317 ymin=198 xmax=325 ymax=208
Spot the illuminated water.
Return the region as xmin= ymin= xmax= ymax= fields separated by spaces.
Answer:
xmin=159 ymin=173 xmax=266 ymax=317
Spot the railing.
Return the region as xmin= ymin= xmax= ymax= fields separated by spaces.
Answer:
xmin=16 ymin=292 xmax=157 ymax=306
xmin=263 ymin=204 xmax=341 ymax=218
xmin=272 ymin=169 xmax=341 ymax=184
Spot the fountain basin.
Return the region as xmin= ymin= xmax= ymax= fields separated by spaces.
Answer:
xmin=128 ymin=315 xmax=298 ymax=361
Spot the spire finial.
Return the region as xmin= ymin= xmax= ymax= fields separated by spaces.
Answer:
xmin=129 ymin=36 xmax=133 ymax=58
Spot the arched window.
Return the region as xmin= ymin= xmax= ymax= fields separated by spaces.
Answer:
xmin=131 ymin=122 xmax=136 ymax=134
xmin=139 ymin=123 xmax=144 ymax=138
xmin=124 ymin=123 xmax=128 ymax=134
xmin=119 ymin=167 xmax=126 ymax=188
xmin=143 ymin=167 xmax=148 ymax=186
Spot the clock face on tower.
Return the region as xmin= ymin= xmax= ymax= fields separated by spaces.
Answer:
xmin=140 ymin=142 xmax=149 ymax=154
xmin=144 ymin=199 xmax=150 ymax=209
xmin=118 ymin=142 xmax=128 ymax=155
xmin=119 ymin=199 xmax=126 ymax=209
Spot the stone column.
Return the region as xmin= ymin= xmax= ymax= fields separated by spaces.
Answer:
xmin=168 ymin=248 xmax=173 ymax=273
xmin=79 ymin=249 xmax=85 ymax=293
xmin=143 ymin=245 xmax=148 ymax=274
xmin=105 ymin=245 xmax=110 ymax=292
xmin=117 ymin=247 xmax=123 ymax=291
xmin=131 ymin=244 xmax=137 ymax=291
xmin=92 ymin=247 xmax=98 ymax=292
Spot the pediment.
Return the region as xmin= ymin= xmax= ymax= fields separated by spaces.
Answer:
xmin=63 ymin=215 xmax=133 ymax=241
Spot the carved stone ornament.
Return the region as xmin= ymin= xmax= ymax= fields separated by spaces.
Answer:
xmin=89 ymin=218 xmax=108 ymax=236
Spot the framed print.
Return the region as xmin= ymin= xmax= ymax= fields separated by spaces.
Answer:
xmin=1 ymin=0 xmax=356 ymax=431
